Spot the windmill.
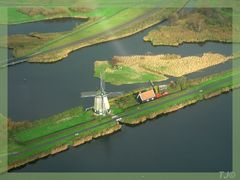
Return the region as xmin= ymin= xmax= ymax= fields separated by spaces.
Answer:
xmin=81 ymin=74 xmax=122 ymax=116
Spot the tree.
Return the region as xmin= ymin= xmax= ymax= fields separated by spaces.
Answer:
xmin=176 ymin=76 xmax=188 ymax=90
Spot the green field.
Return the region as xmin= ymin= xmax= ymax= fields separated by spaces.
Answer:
xmin=12 ymin=107 xmax=94 ymax=142
xmin=94 ymin=61 xmax=167 ymax=85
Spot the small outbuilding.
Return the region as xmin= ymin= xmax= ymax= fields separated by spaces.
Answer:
xmin=137 ymin=89 xmax=156 ymax=103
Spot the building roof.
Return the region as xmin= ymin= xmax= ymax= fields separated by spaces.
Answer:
xmin=139 ymin=89 xmax=155 ymax=101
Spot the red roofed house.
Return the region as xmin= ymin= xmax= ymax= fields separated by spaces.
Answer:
xmin=137 ymin=89 xmax=156 ymax=103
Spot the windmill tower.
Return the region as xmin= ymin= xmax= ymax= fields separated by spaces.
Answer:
xmin=81 ymin=74 xmax=122 ymax=116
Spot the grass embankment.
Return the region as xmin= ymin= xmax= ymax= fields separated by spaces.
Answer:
xmin=7 ymin=4 xmax=188 ymax=63
xmin=94 ymin=53 xmax=231 ymax=85
xmin=10 ymin=107 xmax=93 ymax=142
xmin=120 ymin=69 xmax=239 ymax=125
xmin=144 ymin=8 xmax=233 ymax=46
xmin=8 ymin=106 xmax=121 ymax=170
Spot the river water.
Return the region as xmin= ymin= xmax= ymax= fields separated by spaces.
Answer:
xmin=8 ymin=17 xmax=86 ymax=35
xmin=8 ymin=14 xmax=232 ymax=172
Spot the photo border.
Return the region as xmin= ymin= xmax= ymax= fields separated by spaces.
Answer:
xmin=0 ymin=0 xmax=239 ymax=179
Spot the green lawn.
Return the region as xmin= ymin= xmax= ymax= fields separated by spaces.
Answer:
xmin=11 ymin=107 xmax=94 ymax=142
xmin=12 ymin=116 xmax=115 ymax=149
xmin=95 ymin=61 xmax=167 ymax=85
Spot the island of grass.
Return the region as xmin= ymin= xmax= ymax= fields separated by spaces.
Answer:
xmin=6 ymin=1 xmax=189 ymax=63
xmin=95 ymin=61 xmax=168 ymax=85
xmin=6 ymin=67 xmax=240 ymax=171
xmin=94 ymin=53 xmax=231 ymax=85
xmin=144 ymin=8 xmax=233 ymax=46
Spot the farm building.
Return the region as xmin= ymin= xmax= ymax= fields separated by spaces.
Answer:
xmin=137 ymin=89 xmax=156 ymax=103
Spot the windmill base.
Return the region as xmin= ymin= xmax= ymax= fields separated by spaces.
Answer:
xmin=94 ymin=109 xmax=111 ymax=116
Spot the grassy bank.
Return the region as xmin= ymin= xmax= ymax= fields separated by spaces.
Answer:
xmin=94 ymin=53 xmax=231 ymax=85
xmin=120 ymin=69 xmax=239 ymax=125
xmin=8 ymin=108 xmax=121 ymax=170
xmin=144 ymin=8 xmax=233 ymax=46
xmin=9 ymin=122 xmax=121 ymax=170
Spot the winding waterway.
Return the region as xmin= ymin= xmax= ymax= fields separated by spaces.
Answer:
xmin=8 ymin=16 xmax=232 ymax=172
xmin=8 ymin=17 xmax=86 ymax=35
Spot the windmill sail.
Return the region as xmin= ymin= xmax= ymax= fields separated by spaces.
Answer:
xmin=100 ymin=73 xmax=106 ymax=93
xmin=107 ymin=92 xmax=123 ymax=97
xmin=81 ymin=91 xmax=98 ymax=97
